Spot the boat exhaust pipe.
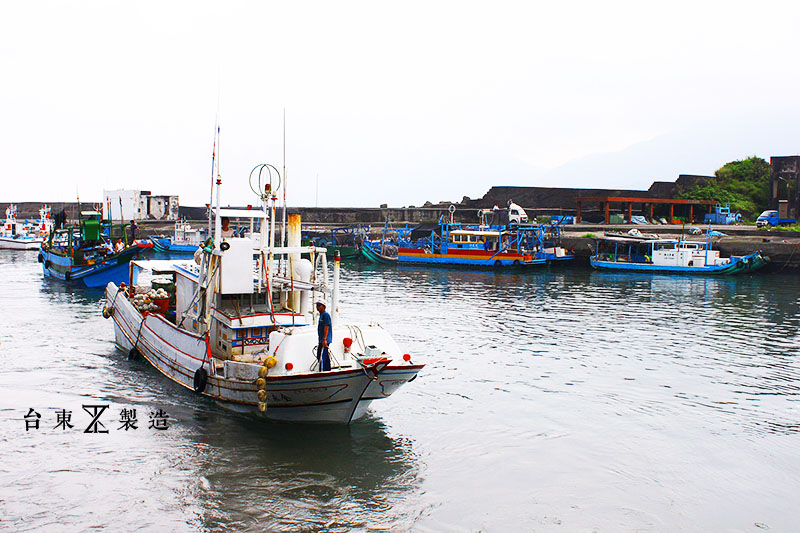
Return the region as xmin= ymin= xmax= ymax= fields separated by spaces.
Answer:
xmin=288 ymin=214 xmax=301 ymax=314
xmin=332 ymin=250 xmax=340 ymax=327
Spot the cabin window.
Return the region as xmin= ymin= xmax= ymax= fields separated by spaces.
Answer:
xmin=251 ymin=327 xmax=262 ymax=338
xmin=236 ymin=329 xmax=247 ymax=339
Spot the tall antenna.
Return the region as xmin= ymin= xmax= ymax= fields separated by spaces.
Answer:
xmin=208 ymin=121 xmax=218 ymax=236
xmin=281 ymin=108 xmax=287 ymax=248
xmin=209 ymin=82 xmax=221 ymax=236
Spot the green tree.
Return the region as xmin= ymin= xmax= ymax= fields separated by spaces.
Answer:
xmin=676 ymin=156 xmax=771 ymax=214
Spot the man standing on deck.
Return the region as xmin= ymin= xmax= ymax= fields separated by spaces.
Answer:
xmin=316 ymin=301 xmax=332 ymax=371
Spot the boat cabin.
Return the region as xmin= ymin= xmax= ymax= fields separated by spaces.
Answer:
xmin=449 ymin=229 xmax=518 ymax=252
xmin=128 ymin=233 xmax=323 ymax=364
xmin=651 ymin=241 xmax=726 ymax=267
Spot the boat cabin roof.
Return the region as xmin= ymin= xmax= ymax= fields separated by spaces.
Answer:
xmin=600 ymin=236 xmax=710 ymax=246
xmin=130 ymin=259 xmax=197 ymax=274
xmin=450 ymin=229 xmax=513 ymax=236
xmin=214 ymin=209 xmax=267 ymax=219
xmin=129 ymin=257 xmax=327 ymax=292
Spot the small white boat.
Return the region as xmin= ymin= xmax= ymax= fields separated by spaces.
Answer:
xmin=103 ymin=167 xmax=423 ymax=423
xmin=0 ymin=205 xmax=53 ymax=250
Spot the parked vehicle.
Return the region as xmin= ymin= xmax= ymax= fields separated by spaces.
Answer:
xmin=703 ymin=203 xmax=742 ymax=225
xmin=756 ymin=210 xmax=796 ymax=228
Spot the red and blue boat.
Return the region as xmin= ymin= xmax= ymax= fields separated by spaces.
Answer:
xmin=397 ymin=209 xmax=548 ymax=268
xmin=397 ymin=203 xmax=573 ymax=268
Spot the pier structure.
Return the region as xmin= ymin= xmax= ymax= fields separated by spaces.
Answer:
xmin=574 ymin=196 xmax=717 ymax=224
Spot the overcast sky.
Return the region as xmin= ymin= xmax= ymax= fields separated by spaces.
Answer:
xmin=2 ymin=1 xmax=798 ymax=208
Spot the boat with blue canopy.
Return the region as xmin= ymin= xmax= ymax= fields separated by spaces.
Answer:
xmin=590 ymin=232 xmax=767 ymax=274
xmin=397 ymin=203 xmax=572 ymax=268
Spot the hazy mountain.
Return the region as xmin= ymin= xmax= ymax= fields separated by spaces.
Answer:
xmin=531 ymin=113 xmax=800 ymax=191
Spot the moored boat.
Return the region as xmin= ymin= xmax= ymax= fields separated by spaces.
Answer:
xmin=361 ymin=240 xmax=398 ymax=264
xmin=103 ymin=167 xmax=423 ymax=423
xmin=397 ymin=205 xmax=548 ymax=268
xmin=40 ymin=210 xmax=140 ymax=286
xmin=303 ymin=225 xmax=370 ymax=260
xmin=590 ymin=233 xmax=767 ymax=274
xmin=151 ymin=219 xmax=207 ymax=253
xmin=0 ymin=205 xmax=53 ymax=250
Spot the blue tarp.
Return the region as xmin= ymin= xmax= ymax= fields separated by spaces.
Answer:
xmin=630 ymin=216 xmax=649 ymax=225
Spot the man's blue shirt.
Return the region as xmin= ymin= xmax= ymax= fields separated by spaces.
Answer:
xmin=318 ymin=310 xmax=332 ymax=344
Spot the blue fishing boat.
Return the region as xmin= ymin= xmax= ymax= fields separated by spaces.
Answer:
xmin=40 ymin=210 xmax=140 ymax=287
xmin=590 ymin=233 xmax=767 ymax=274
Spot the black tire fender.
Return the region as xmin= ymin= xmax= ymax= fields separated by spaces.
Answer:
xmin=37 ymin=253 xmax=43 ymax=263
xmin=193 ymin=367 xmax=208 ymax=393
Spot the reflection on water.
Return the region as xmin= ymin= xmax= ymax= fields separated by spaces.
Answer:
xmin=189 ymin=414 xmax=419 ymax=532
xmin=2 ymin=251 xmax=800 ymax=530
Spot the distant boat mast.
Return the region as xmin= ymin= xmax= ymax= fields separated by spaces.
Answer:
xmin=208 ymin=121 xmax=219 ymax=235
xmin=281 ymin=108 xmax=287 ymax=248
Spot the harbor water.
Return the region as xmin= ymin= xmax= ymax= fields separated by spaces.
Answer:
xmin=1 ymin=250 xmax=799 ymax=531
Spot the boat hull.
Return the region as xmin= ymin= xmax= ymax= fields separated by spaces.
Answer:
xmin=151 ymin=237 xmax=198 ymax=254
xmin=41 ymin=247 xmax=139 ymax=287
xmin=398 ymin=247 xmax=547 ymax=267
xmin=0 ymin=236 xmax=43 ymax=250
xmin=360 ymin=242 xmax=397 ymax=264
xmin=105 ymin=282 xmax=422 ymax=423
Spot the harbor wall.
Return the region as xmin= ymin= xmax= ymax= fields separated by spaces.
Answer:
xmin=3 ymin=173 xmax=718 ymax=224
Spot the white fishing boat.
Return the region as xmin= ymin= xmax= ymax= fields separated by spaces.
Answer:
xmin=0 ymin=205 xmax=53 ymax=250
xmin=103 ymin=165 xmax=423 ymax=423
